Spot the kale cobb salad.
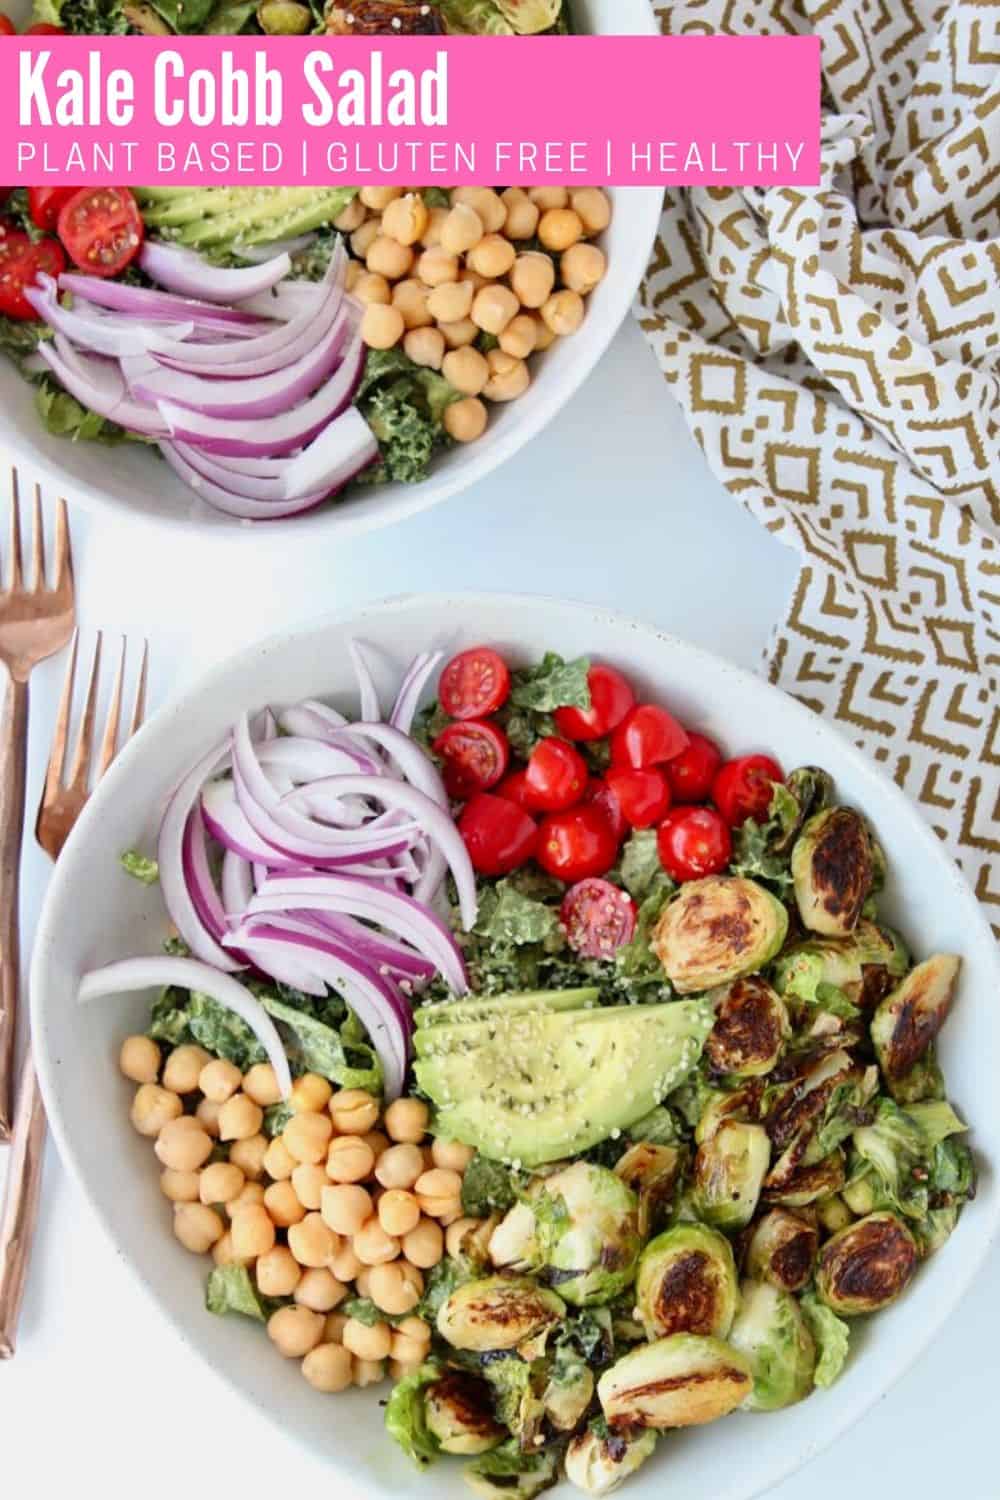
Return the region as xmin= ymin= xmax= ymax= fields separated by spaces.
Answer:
xmin=88 ymin=641 xmax=976 ymax=1497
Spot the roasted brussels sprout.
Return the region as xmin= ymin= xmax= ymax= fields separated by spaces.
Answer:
xmin=692 ymin=1119 xmax=771 ymax=1230
xmin=542 ymin=1344 xmax=595 ymax=1432
xmin=773 ymin=922 xmax=909 ymax=1014
xmin=799 ymin=1290 xmax=851 ymax=1387
xmin=652 ymin=876 xmax=788 ymax=994
xmin=815 ymin=1193 xmax=854 ymax=1234
xmin=815 ymin=1211 xmax=918 ymax=1316
xmin=437 ymin=1276 xmax=565 ymax=1352
xmin=597 ymin=1333 xmax=753 ymax=1430
xmin=694 ymin=1079 xmax=763 ymax=1145
xmin=763 ymin=1047 xmax=877 ymax=1168
xmin=791 ymin=808 xmax=875 ymax=936
xmin=871 ymin=954 xmax=960 ymax=1088
xmin=635 ymin=1224 xmax=739 ymax=1340
xmin=745 ymin=1207 xmax=818 ymax=1292
xmin=479 ymin=1352 xmax=545 ymax=1450
xmin=425 ymin=1372 xmax=507 ymax=1455
xmin=769 ymin=766 xmax=834 ymax=855
xmin=564 ymin=1427 xmax=658 ymax=1495
xmin=728 ymin=1280 xmax=816 ymax=1411
xmin=705 ymin=976 xmax=790 ymax=1078
xmin=613 ymin=1141 xmax=685 ymax=1239
xmin=493 ymin=0 xmax=563 ymax=30
xmin=763 ymin=1146 xmax=847 ymax=1207
xmin=326 ymin=0 xmax=446 ymax=32
xmin=385 ymin=1363 xmax=443 ymax=1467
xmin=465 ymin=1440 xmax=560 ymax=1500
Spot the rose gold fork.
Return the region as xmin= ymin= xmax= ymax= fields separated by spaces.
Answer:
xmin=0 ymin=631 xmax=148 ymax=1359
xmin=0 ymin=473 xmax=74 ymax=1139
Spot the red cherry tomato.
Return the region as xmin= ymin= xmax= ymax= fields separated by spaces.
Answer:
xmin=611 ymin=704 xmax=689 ymax=770
xmin=536 ymin=805 xmax=618 ymax=882
xmin=561 ymin=879 xmax=637 ymax=959
xmin=581 ymin=777 xmax=627 ymax=845
xmin=523 ymin=736 xmax=588 ymax=812
xmin=553 ymin=664 xmax=635 ymax=742
xmin=712 ymin=754 xmax=784 ymax=827
xmin=458 ymin=793 xmax=537 ymax=877
xmin=604 ymin=766 xmax=672 ymax=829
xmin=28 ymin=186 xmax=76 ymax=233
xmin=438 ymin=647 xmax=510 ymax=721
xmin=495 ymin=768 xmax=535 ymax=812
xmin=56 ymin=186 xmax=144 ymax=278
xmin=657 ymin=807 xmax=732 ymax=882
xmin=0 ymin=14 xmax=15 ymax=34
xmin=25 ymin=20 xmax=66 ymax=30
xmin=433 ymin=720 xmax=509 ymax=799
xmin=666 ymin=731 xmax=723 ymax=803
xmin=0 ymin=232 xmax=64 ymax=321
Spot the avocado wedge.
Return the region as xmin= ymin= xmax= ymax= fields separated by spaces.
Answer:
xmin=134 ymin=186 xmax=359 ymax=250
xmin=415 ymin=987 xmax=599 ymax=1030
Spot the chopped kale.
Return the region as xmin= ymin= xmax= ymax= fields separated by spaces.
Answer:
xmin=120 ymin=849 xmax=159 ymax=885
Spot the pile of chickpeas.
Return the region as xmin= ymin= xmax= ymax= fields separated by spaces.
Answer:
xmin=120 ymin=1034 xmax=482 ymax=1396
xmin=337 ymin=184 xmax=612 ymax=446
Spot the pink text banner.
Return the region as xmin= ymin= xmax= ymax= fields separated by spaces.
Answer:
xmin=0 ymin=35 xmax=821 ymax=188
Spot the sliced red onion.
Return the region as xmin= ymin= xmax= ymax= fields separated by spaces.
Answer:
xmin=203 ymin=780 xmax=313 ymax=868
xmin=236 ymin=280 xmax=326 ymax=320
xmin=79 ymin=957 xmax=292 ymax=1099
xmin=37 ymin=339 xmax=168 ymax=439
xmin=59 ymin=272 xmax=270 ymax=331
xmin=235 ymin=233 xmax=315 ymax=264
xmin=140 ymin=241 xmax=291 ymax=303
xmin=350 ymin=640 xmax=381 ymax=723
xmin=332 ymin=723 xmax=447 ymax=807
xmin=158 ymin=738 xmax=242 ymax=969
xmin=256 ymin=737 xmax=377 ymax=784
xmin=182 ymin=807 xmax=232 ymax=947
xmin=174 ymin=443 xmax=305 ymax=504
xmin=159 ymin=443 xmax=330 ymax=522
xmin=278 ymin=700 xmax=349 ymax=738
xmin=26 ymin=284 xmax=197 ymax=357
xmin=275 ymin=407 xmax=379 ymax=499
xmin=390 ymin=652 xmax=443 ymax=735
xmin=221 ymin=848 xmax=255 ymax=917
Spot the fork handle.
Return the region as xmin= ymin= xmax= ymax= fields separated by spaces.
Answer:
xmin=0 ymin=1049 xmax=45 ymax=1358
xmin=0 ymin=673 xmax=27 ymax=1142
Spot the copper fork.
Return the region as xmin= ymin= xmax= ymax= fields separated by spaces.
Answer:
xmin=0 ymin=631 xmax=148 ymax=1359
xmin=0 ymin=474 xmax=74 ymax=1138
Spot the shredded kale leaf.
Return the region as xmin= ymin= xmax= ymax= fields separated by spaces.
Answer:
xmin=461 ymin=1152 xmax=523 ymax=1217
xmin=120 ymin=849 xmax=159 ymax=885
xmin=33 ymin=0 xmax=129 ymax=29
xmin=355 ymin=348 xmax=459 ymax=485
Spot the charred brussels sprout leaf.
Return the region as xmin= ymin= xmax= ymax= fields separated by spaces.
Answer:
xmin=652 ymin=876 xmax=788 ymax=994
xmin=705 ymin=976 xmax=790 ymax=1079
xmin=745 ymin=1208 xmax=819 ymax=1293
xmin=772 ymin=922 xmax=909 ymax=1018
xmin=598 ymin=1333 xmax=753 ymax=1430
xmin=799 ymin=1291 xmax=851 ymax=1388
xmin=565 ymin=1427 xmax=658 ymax=1495
xmin=425 ymin=1371 xmax=507 ymax=1455
xmin=437 ymin=1277 xmax=565 ymax=1352
xmin=791 ymin=808 xmax=875 ymax=937
xmin=478 ymin=1351 xmax=544 ymax=1448
xmin=613 ymin=1141 xmax=686 ymax=1238
xmin=871 ymin=954 xmax=960 ymax=1089
xmin=635 ymin=1223 xmax=739 ymax=1340
xmin=692 ymin=1119 xmax=771 ymax=1230
xmin=815 ymin=1211 xmax=919 ymax=1316
xmin=464 ymin=1440 xmax=561 ymax=1500
xmin=385 ymin=1362 xmax=443 ymax=1467
xmin=769 ymin=767 xmax=834 ymax=854
xmin=763 ymin=1146 xmax=847 ymax=1208
xmin=728 ymin=1280 xmax=816 ymax=1411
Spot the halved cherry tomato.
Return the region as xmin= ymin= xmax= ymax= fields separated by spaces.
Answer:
xmin=657 ymin=807 xmax=732 ymax=882
xmin=25 ymin=20 xmax=66 ymax=30
xmin=458 ymin=793 xmax=537 ymax=876
xmin=605 ymin=766 xmax=672 ymax=829
xmin=553 ymin=664 xmax=634 ymax=742
xmin=523 ymin=736 xmax=588 ymax=812
xmin=56 ymin=186 xmax=144 ymax=278
xmin=581 ymin=777 xmax=627 ymax=845
xmin=0 ymin=232 xmax=64 ymax=320
xmin=611 ymin=704 xmax=689 ymax=770
xmin=495 ymin=768 xmax=535 ymax=812
xmin=433 ymin=720 xmax=509 ymax=799
xmin=536 ymin=805 xmax=618 ymax=882
xmin=28 ymin=186 xmax=76 ymax=233
xmin=666 ymin=731 xmax=723 ymax=804
xmin=712 ymin=754 xmax=784 ymax=827
xmin=561 ymin=879 xmax=637 ymax=958
xmin=439 ymin=647 xmax=510 ymax=721
xmin=0 ymin=14 xmax=15 ymax=34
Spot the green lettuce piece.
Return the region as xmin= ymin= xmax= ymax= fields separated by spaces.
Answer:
xmin=385 ymin=1362 xmax=442 ymax=1468
xmin=343 ymin=1295 xmax=406 ymax=1327
xmin=418 ymin=1257 xmax=470 ymax=1322
xmin=188 ymin=992 xmax=266 ymax=1070
xmin=35 ymin=383 xmax=131 ymax=445
xmin=205 ymin=1265 xmax=275 ymax=1320
xmin=617 ymin=829 xmax=666 ymax=902
xmin=730 ymin=813 xmax=794 ymax=900
xmin=203 ymin=0 xmax=258 ymax=27
xmin=147 ymin=0 xmax=214 ymax=26
xmin=906 ymin=1099 xmax=967 ymax=1148
xmin=461 ymin=1152 xmax=522 ymax=1217
xmin=474 ymin=880 xmax=562 ymax=948
xmin=120 ymin=849 xmax=159 ymax=885
xmin=147 ymin=989 xmax=195 ymax=1048
xmin=439 ymin=0 xmax=514 ymax=32
xmin=33 ymin=0 xmax=129 ymax=29
xmin=852 ymin=1097 xmax=933 ymax=1220
xmin=508 ymin=652 xmax=590 ymax=713
xmin=261 ymin=994 xmax=381 ymax=1093
xmin=262 ymin=1101 xmax=294 ymax=1137
xmin=800 ymin=1291 xmax=850 ymax=1388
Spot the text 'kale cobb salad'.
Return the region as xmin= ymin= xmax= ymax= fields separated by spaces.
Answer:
xmin=91 ymin=642 xmax=976 ymax=1497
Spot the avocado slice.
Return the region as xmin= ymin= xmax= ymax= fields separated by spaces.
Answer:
xmin=414 ymin=999 xmax=713 ymax=1168
xmin=415 ymin=987 xmax=599 ymax=1030
xmin=134 ymin=186 xmax=359 ymax=250
xmin=415 ymin=999 xmax=656 ymax=1060
xmin=652 ymin=877 xmax=788 ymax=994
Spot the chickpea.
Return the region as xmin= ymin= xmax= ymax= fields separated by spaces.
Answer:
xmin=212 ymin=1231 xmax=247 ymax=1267
xmin=292 ymin=1163 xmax=330 ymax=1212
xmin=243 ymin=1063 xmax=283 ymax=1108
xmin=471 ymin=285 xmax=520 ymax=336
xmin=384 ymin=1097 xmax=430 ymax=1145
xmin=538 ymin=208 xmax=584 ymax=253
xmin=160 ymin=1168 xmax=200 ymax=1203
xmin=345 ymin=259 xmax=364 ymax=294
xmin=484 ymin=349 xmax=531 ymax=403
xmin=334 ymin=195 xmax=367 ymax=233
xmin=364 ymin=1130 xmax=390 ymax=1161
xmin=402 ymin=1216 xmax=445 ymax=1269
xmin=263 ymin=1137 xmax=296 ymax=1181
xmin=375 ymin=1143 xmax=424 ymax=1191
xmin=499 ymin=314 xmax=538 ymax=361
xmin=330 ymin=1090 xmax=380 ymax=1135
xmin=416 ymin=246 xmax=459 ymax=288
xmin=511 ymin=252 xmax=556 ymax=310
xmin=194 ymin=1059 xmax=238 ymax=1105
xmin=295 ymin=1267 xmax=348 ymax=1313
xmin=390 ymin=1357 xmax=422 ymax=1381
xmin=426 ymin=279 xmax=474 ymax=324
xmin=532 ymin=313 xmax=557 ymax=352
xmin=119 ymin=1035 xmax=160 ymax=1084
xmin=155 ymin=1119 xmax=214 ymax=1172
xmin=571 ymin=187 xmax=611 ymax=236
xmin=351 ymin=271 xmax=392 ymax=308
xmin=162 ymin=1044 xmax=211 ymax=1095
xmin=382 ymin=193 xmax=429 ymax=247
xmin=256 ymin=1245 xmax=302 ymax=1298
xmin=230 ymin=1203 xmax=276 ymax=1260
xmin=354 ymin=1266 xmax=374 ymax=1298
xmin=361 ymin=302 xmax=405 ymax=351
xmin=268 ymin=1305 xmax=325 ymax=1359
xmin=218 ymin=1093 xmax=263 ymax=1142
xmin=350 ymin=218 xmax=382 ymax=260
xmin=283 ymin=1111 xmax=334 ymax=1166
xmin=561 ymin=242 xmax=607 ymax=296
xmin=289 ymin=1212 xmax=339 ymax=1269
xmin=353 ymin=1217 xmax=401 ymax=1267
xmin=529 ymin=186 xmax=569 ymax=210
xmin=404 ymin=326 xmax=446 ymax=371
xmin=227 ymin=1181 xmax=266 ymax=1219
xmin=327 ymin=1135 xmax=375 ymax=1185
xmin=265 ymin=1180 xmax=307 ymax=1229
xmin=440 ymin=203 xmax=485 ymax=257
xmin=229 ymin=1133 xmax=268 ymax=1180
xmin=378 ymin=1189 xmax=421 ymax=1238
xmin=302 ymin=1342 xmax=353 ymax=1393
xmin=392 ymin=278 xmax=433 ymax=330
xmin=130 ymin=1083 xmax=182 ymax=1137
xmin=445 ymin=1217 xmax=482 ymax=1258
xmin=360 ymin=186 xmax=403 ymax=212
xmin=367 ymin=236 xmax=414 ymax=282
xmin=195 ymin=1098 xmax=222 ymax=1138
xmin=329 ymin=1241 xmax=364 ymax=1283
xmin=368 ymin=1260 xmax=424 ymax=1316
xmin=396 ymin=1315 xmax=431 ymax=1347
xmin=442 ymin=350 xmax=491 ymax=400
xmin=501 ymin=188 xmax=540 ymax=241
xmin=173 ymin=1202 xmax=224 ymax=1254
xmin=325 ymin=1310 xmax=350 ymax=1343
xmin=542 ymin=289 xmax=585 ymax=337
xmin=421 ymin=204 xmax=449 ymax=247
xmin=321 ymin=1183 xmax=373 ymax=1237
xmin=415 ymin=1168 xmax=464 ymax=1219
xmin=452 ymin=187 xmax=507 ymax=233
xmin=200 ymin=1162 xmax=245 ymax=1206
xmin=443 ymin=397 xmax=488 ymax=444
xmin=290 ymin=1073 xmax=333 ymax=1114
xmin=467 ymin=234 xmax=517 ymax=280
xmin=439 ymin=317 xmax=480 ymax=350
xmin=343 ymin=1317 xmax=393 ymax=1362
xmin=352 ymin=1357 xmax=386 ymax=1388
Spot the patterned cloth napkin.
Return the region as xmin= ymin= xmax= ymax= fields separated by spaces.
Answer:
xmin=635 ymin=0 xmax=999 ymax=934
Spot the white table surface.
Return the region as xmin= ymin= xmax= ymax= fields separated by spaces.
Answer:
xmin=3 ymin=318 xmax=997 ymax=1497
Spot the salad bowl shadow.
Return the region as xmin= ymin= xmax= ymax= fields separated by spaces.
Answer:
xmin=1 ymin=0 xmax=663 ymax=540
xmin=30 ymin=592 xmax=1000 ymax=1500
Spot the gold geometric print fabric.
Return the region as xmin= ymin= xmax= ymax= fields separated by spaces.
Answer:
xmin=637 ymin=0 xmax=1000 ymax=932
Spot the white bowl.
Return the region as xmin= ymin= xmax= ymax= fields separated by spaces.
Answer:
xmin=31 ymin=593 xmax=1000 ymax=1500
xmin=2 ymin=1 xmax=661 ymax=539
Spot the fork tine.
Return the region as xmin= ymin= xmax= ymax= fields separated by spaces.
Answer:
xmin=43 ymin=629 xmax=79 ymax=802
xmin=128 ymin=639 xmax=149 ymax=739
xmin=8 ymin=471 xmax=22 ymax=594
xmin=66 ymin=632 xmax=102 ymax=793
xmin=30 ymin=485 xmax=44 ymax=593
xmin=96 ymin=636 xmax=126 ymax=778
xmin=53 ymin=499 xmax=71 ymax=592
